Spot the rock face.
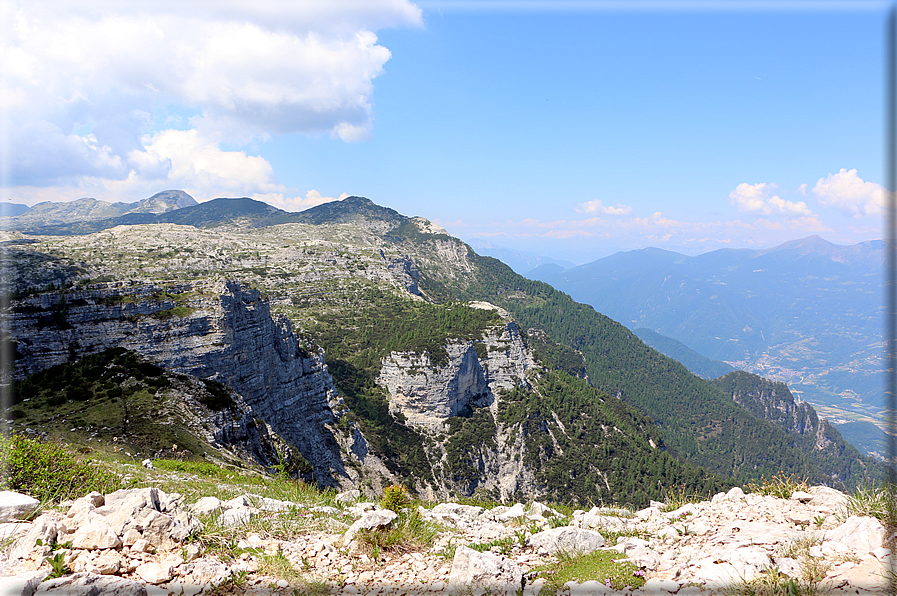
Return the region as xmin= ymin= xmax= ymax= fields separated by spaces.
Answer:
xmin=8 ymin=280 xmax=349 ymax=487
xmin=377 ymin=308 xmax=535 ymax=429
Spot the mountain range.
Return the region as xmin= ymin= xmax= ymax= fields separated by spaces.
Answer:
xmin=527 ymin=236 xmax=887 ymax=458
xmin=0 ymin=193 xmax=884 ymax=507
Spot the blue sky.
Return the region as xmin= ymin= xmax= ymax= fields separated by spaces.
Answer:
xmin=1 ymin=0 xmax=892 ymax=263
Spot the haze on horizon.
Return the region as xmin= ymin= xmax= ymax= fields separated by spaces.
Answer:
xmin=1 ymin=0 xmax=891 ymax=264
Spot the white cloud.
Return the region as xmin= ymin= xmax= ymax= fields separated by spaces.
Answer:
xmin=261 ymin=190 xmax=350 ymax=212
xmin=728 ymin=182 xmax=813 ymax=216
xmin=812 ymin=168 xmax=886 ymax=218
xmin=1 ymin=0 xmax=421 ymax=193
xmin=7 ymin=129 xmax=349 ymax=210
xmin=574 ymin=198 xmax=632 ymax=216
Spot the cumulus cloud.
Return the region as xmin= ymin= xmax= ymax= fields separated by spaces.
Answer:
xmin=728 ymin=182 xmax=813 ymax=216
xmin=574 ymin=198 xmax=632 ymax=216
xmin=260 ymin=190 xmax=350 ymax=212
xmin=8 ymin=128 xmax=349 ymax=212
xmin=811 ymin=168 xmax=886 ymax=218
xmin=1 ymin=0 xmax=421 ymax=196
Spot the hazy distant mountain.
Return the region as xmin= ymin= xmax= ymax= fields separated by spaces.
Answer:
xmin=123 ymin=190 xmax=198 ymax=213
xmin=2 ymin=190 xmax=198 ymax=231
xmin=0 ymin=203 xmax=29 ymax=218
xmin=466 ymin=239 xmax=576 ymax=275
xmin=633 ymin=328 xmax=736 ymax=380
xmin=530 ymin=235 xmax=885 ymax=456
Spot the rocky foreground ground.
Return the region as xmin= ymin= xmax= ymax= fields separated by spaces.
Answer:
xmin=0 ymin=484 xmax=891 ymax=595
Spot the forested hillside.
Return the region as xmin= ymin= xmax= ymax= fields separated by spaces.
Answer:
xmin=386 ymin=228 xmax=882 ymax=490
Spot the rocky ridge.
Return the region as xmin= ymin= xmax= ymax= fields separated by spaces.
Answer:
xmin=0 ymin=483 xmax=890 ymax=595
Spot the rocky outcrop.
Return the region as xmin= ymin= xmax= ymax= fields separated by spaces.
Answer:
xmin=377 ymin=305 xmax=535 ymax=429
xmin=716 ymin=372 xmax=819 ymax=436
xmin=7 ymin=280 xmax=350 ymax=487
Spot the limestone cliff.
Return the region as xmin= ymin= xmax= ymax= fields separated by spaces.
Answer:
xmin=7 ymin=279 xmax=354 ymax=487
xmin=376 ymin=304 xmax=535 ymax=429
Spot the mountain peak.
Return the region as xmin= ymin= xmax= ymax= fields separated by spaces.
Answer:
xmin=293 ymin=196 xmax=406 ymax=232
xmin=128 ymin=190 xmax=198 ymax=214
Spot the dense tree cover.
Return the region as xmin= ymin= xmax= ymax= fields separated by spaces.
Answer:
xmin=406 ymin=244 xmax=882 ymax=490
xmin=712 ymin=372 xmax=886 ymax=488
xmin=310 ymin=287 xmax=502 ymax=370
xmin=439 ymin=369 xmax=728 ymax=508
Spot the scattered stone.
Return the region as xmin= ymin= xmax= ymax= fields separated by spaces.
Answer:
xmin=0 ymin=483 xmax=886 ymax=595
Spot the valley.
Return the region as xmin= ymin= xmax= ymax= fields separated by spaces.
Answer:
xmin=527 ymin=237 xmax=889 ymax=457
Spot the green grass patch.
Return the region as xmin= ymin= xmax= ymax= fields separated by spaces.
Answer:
xmin=533 ymin=549 xmax=645 ymax=594
xmin=846 ymin=480 xmax=897 ymax=525
xmin=746 ymin=473 xmax=810 ymax=500
xmin=353 ymin=510 xmax=439 ymax=557
xmin=0 ymin=434 xmax=123 ymax=503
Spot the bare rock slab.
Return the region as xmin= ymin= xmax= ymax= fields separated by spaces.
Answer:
xmin=34 ymin=572 xmax=147 ymax=596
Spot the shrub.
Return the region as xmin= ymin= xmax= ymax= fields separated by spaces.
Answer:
xmin=380 ymin=483 xmax=412 ymax=513
xmin=0 ymin=434 xmax=120 ymax=502
xmin=746 ymin=473 xmax=809 ymax=499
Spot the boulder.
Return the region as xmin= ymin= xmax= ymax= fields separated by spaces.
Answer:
xmin=0 ymin=491 xmax=40 ymax=522
xmin=344 ymin=509 xmax=398 ymax=543
xmin=10 ymin=515 xmax=58 ymax=560
xmin=218 ymin=508 xmax=254 ymax=527
xmin=70 ymin=513 xmax=122 ymax=550
xmin=190 ymin=496 xmax=222 ymax=516
xmin=527 ymin=527 xmax=605 ymax=554
xmin=447 ymin=545 xmax=523 ymax=596
xmin=825 ymin=516 xmax=885 ymax=554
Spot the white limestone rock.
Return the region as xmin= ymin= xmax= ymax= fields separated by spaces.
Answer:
xmin=335 ymin=490 xmax=361 ymax=504
xmin=343 ymin=509 xmax=398 ymax=543
xmin=70 ymin=513 xmax=122 ymax=550
xmin=190 ymin=496 xmax=222 ymax=516
xmin=0 ymin=491 xmax=40 ymax=522
xmin=825 ymin=516 xmax=885 ymax=554
xmin=135 ymin=562 xmax=172 ymax=584
xmin=34 ymin=572 xmax=146 ymax=596
xmin=447 ymin=545 xmax=523 ymax=596
xmin=527 ymin=527 xmax=605 ymax=555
